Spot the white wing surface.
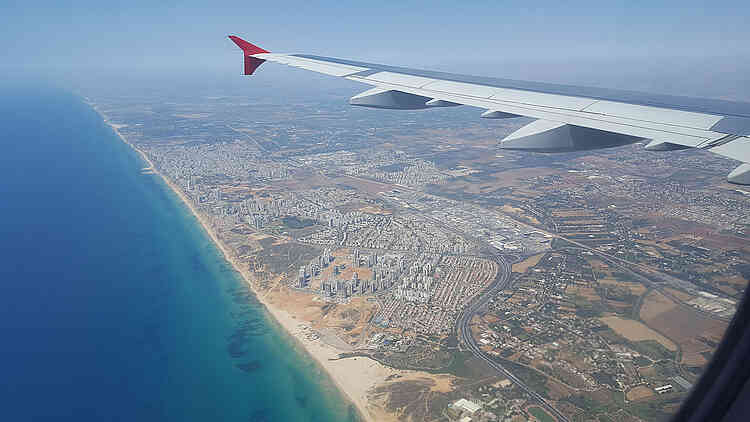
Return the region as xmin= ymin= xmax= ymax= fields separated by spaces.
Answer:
xmin=229 ymin=36 xmax=750 ymax=185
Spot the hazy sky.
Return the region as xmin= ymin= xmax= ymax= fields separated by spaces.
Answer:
xmin=2 ymin=1 xmax=749 ymax=99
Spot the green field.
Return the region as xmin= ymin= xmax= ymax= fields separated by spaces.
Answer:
xmin=528 ymin=406 xmax=556 ymax=422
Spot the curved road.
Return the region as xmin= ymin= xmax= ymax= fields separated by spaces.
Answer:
xmin=455 ymin=253 xmax=570 ymax=422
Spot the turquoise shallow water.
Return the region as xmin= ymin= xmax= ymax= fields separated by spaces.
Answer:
xmin=0 ymin=85 xmax=357 ymax=421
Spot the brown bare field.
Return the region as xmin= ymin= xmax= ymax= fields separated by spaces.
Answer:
xmin=393 ymin=372 xmax=455 ymax=393
xmin=717 ymin=284 xmax=742 ymax=297
xmin=512 ymin=253 xmax=545 ymax=273
xmin=639 ymin=290 xmax=678 ymax=321
xmin=587 ymin=389 xmax=616 ymax=406
xmin=664 ymin=288 xmax=695 ymax=302
xmin=700 ymin=232 xmax=750 ymax=251
xmin=332 ymin=176 xmax=392 ymax=194
xmin=638 ymin=365 xmax=657 ymax=378
xmin=681 ymin=339 xmax=711 ymax=366
xmin=275 ymin=170 xmax=331 ymax=190
xmin=359 ymin=205 xmax=391 ymax=215
xmin=599 ymin=316 xmax=677 ymax=351
xmin=221 ymin=184 xmax=253 ymax=195
xmin=648 ymin=217 xmax=715 ymax=237
xmin=718 ymin=275 xmax=749 ymax=291
xmin=626 ymin=386 xmax=655 ymax=401
xmin=500 ymin=205 xmax=542 ymax=225
xmin=546 ymin=378 xmax=573 ymax=400
xmin=588 ymin=258 xmax=611 ymax=273
xmin=483 ymin=314 xmax=501 ymax=324
xmin=642 ymin=303 xmax=728 ymax=366
xmin=487 ymin=167 xmax=561 ymax=187
xmin=498 ymin=205 xmax=542 ymax=225
xmin=637 ymin=239 xmax=681 ymax=254
xmin=605 ymin=300 xmax=634 ymax=314
xmin=567 ymin=285 xmax=600 ymax=301
xmin=598 ymin=278 xmax=648 ymax=296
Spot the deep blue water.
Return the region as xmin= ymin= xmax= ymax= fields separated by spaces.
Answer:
xmin=0 ymin=85 xmax=356 ymax=421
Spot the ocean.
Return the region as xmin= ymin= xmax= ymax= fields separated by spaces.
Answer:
xmin=0 ymin=84 xmax=357 ymax=421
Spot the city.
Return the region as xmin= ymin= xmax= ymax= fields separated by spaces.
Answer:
xmin=91 ymin=87 xmax=749 ymax=422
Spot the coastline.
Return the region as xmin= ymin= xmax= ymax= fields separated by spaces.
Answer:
xmin=90 ymin=104 xmax=403 ymax=422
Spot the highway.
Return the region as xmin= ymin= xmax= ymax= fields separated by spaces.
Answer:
xmin=455 ymin=253 xmax=570 ymax=422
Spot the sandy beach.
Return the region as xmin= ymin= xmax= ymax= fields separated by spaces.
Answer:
xmin=92 ymin=104 xmax=405 ymax=422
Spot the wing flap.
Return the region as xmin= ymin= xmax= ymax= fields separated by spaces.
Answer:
xmin=582 ymin=101 xmax=724 ymax=130
xmin=488 ymin=88 xmax=597 ymax=111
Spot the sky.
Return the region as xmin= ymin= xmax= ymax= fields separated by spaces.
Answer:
xmin=1 ymin=1 xmax=749 ymax=100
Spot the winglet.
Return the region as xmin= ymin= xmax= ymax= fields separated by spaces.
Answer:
xmin=228 ymin=35 xmax=269 ymax=75
xmin=228 ymin=35 xmax=269 ymax=55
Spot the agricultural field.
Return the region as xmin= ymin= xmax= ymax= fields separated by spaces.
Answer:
xmin=639 ymin=290 xmax=729 ymax=366
xmin=599 ymin=316 xmax=677 ymax=352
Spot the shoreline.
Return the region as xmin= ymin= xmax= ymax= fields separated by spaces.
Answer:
xmin=90 ymin=103 xmax=397 ymax=422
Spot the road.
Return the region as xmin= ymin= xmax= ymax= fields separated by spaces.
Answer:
xmin=455 ymin=253 xmax=570 ymax=422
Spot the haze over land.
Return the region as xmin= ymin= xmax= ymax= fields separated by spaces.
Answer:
xmin=2 ymin=1 xmax=749 ymax=421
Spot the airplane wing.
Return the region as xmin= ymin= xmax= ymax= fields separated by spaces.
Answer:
xmin=228 ymin=35 xmax=750 ymax=185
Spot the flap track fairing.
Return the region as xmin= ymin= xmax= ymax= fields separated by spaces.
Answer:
xmin=500 ymin=120 xmax=643 ymax=152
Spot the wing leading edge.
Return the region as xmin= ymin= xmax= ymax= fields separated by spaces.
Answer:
xmin=228 ymin=35 xmax=750 ymax=185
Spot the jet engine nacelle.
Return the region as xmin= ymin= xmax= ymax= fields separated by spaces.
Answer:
xmin=349 ymin=87 xmax=432 ymax=110
xmin=500 ymin=120 xmax=643 ymax=152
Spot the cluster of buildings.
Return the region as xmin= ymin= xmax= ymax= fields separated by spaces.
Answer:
xmin=300 ymin=148 xmax=448 ymax=187
xmin=146 ymin=141 xmax=295 ymax=188
xmin=377 ymin=189 xmax=552 ymax=255
xmin=302 ymin=250 xmax=428 ymax=301
xmin=299 ymin=211 xmax=475 ymax=255
xmin=374 ymin=255 xmax=497 ymax=335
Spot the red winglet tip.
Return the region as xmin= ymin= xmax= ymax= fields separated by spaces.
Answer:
xmin=228 ymin=35 xmax=269 ymax=55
